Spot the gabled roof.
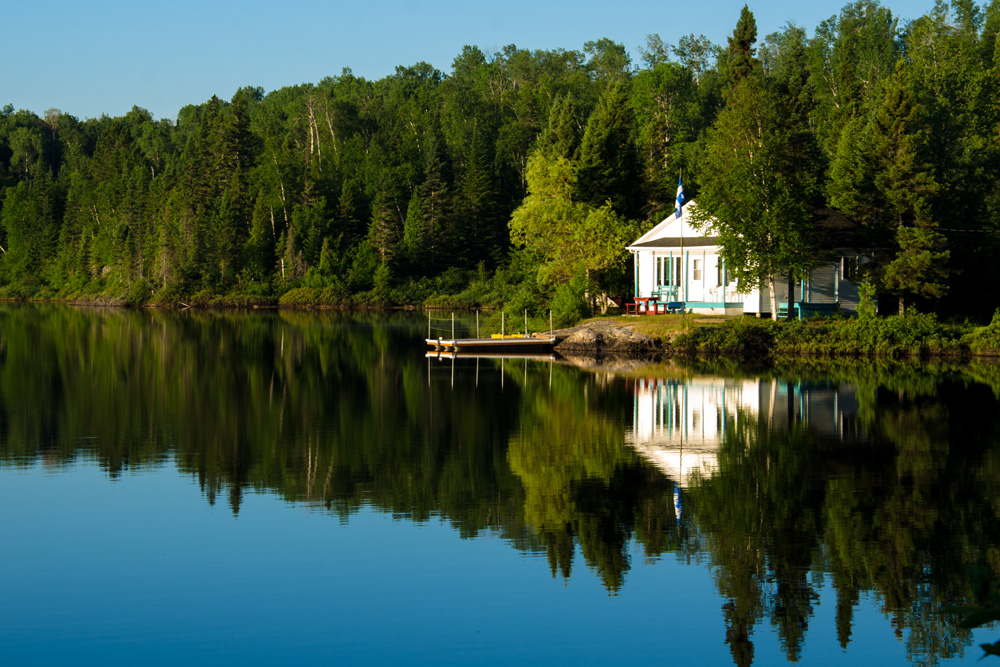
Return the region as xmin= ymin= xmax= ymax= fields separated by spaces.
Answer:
xmin=630 ymin=236 xmax=721 ymax=249
xmin=628 ymin=202 xmax=871 ymax=253
xmin=628 ymin=201 xmax=719 ymax=251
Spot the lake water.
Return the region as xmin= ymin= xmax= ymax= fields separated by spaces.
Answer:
xmin=1 ymin=305 xmax=998 ymax=665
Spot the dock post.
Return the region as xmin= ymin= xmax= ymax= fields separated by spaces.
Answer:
xmin=502 ymin=312 xmax=505 ymax=338
xmin=549 ymin=311 xmax=552 ymax=338
xmin=477 ymin=311 xmax=480 ymax=339
xmin=451 ymin=313 xmax=454 ymax=340
xmin=428 ymin=311 xmax=431 ymax=339
xmin=524 ymin=309 xmax=528 ymax=337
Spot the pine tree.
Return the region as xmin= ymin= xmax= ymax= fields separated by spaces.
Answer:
xmin=368 ymin=188 xmax=402 ymax=266
xmin=726 ymin=5 xmax=759 ymax=84
xmin=336 ymin=178 xmax=366 ymax=244
xmin=536 ymin=94 xmax=580 ymax=160
xmin=456 ymin=128 xmax=500 ymax=263
xmin=870 ymin=63 xmax=948 ymax=313
xmin=414 ymin=124 xmax=453 ymax=270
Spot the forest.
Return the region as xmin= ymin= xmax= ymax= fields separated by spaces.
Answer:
xmin=1 ymin=0 xmax=999 ymax=319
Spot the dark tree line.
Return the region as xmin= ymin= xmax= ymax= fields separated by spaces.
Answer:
xmin=2 ymin=1 xmax=1000 ymax=316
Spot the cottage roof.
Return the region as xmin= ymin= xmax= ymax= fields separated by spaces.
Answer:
xmin=628 ymin=201 xmax=714 ymax=251
xmin=630 ymin=236 xmax=721 ymax=249
xmin=628 ymin=202 xmax=869 ymax=252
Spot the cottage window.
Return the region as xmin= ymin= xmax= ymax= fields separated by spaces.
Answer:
xmin=692 ymin=259 xmax=702 ymax=281
xmin=717 ymin=261 xmax=731 ymax=286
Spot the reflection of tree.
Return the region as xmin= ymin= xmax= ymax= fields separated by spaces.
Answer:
xmin=6 ymin=306 xmax=1000 ymax=664
xmin=685 ymin=413 xmax=819 ymax=665
xmin=0 ymin=306 xmax=530 ymax=543
xmin=682 ymin=364 xmax=1000 ymax=666
xmin=506 ymin=364 xmax=678 ymax=591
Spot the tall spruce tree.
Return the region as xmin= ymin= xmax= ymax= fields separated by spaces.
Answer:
xmin=575 ymin=81 xmax=641 ymax=220
xmin=871 ymin=63 xmax=948 ymax=313
xmin=726 ymin=5 xmax=759 ymax=83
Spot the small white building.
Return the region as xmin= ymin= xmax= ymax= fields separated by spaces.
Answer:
xmin=627 ymin=201 xmax=867 ymax=317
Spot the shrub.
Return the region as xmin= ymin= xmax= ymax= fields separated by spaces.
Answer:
xmin=549 ymin=273 xmax=590 ymax=328
xmin=371 ymin=263 xmax=393 ymax=305
xmin=965 ymin=310 xmax=1000 ymax=354
xmin=674 ymin=318 xmax=776 ymax=358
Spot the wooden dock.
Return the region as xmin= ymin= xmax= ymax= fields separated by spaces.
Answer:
xmin=425 ymin=336 xmax=556 ymax=353
xmin=425 ymin=349 xmax=557 ymax=361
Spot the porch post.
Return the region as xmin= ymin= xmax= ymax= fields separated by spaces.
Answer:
xmin=834 ymin=259 xmax=840 ymax=305
xmin=669 ymin=251 xmax=673 ymax=298
xmin=633 ymin=251 xmax=638 ymax=297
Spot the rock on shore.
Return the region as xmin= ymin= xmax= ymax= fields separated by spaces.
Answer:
xmin=551 ymin=320 xmax=663 ymax=358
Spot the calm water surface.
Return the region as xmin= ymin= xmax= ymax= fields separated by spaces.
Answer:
xmin=1 ymin=305 xmax=998 ymax=665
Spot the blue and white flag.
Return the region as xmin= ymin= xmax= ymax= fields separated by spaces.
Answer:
xmin=674 ymin=177 xmax=685 ymax=218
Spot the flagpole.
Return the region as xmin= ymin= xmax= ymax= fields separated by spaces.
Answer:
xmin=678 ymin=172 xmax=684 ymax=303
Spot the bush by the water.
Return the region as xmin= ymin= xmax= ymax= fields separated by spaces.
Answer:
xmin=549 ymin=272 xmax=591 ymax=328
xmin=673 ymin=318 xmax=777 ymax=358
xmin=773 ymin=311 xmax=965 ymax=357
xmin=964 ymin=310 xmax=1000 ymax=355
xmin=675 ymin=310 xmax=974 ymax=359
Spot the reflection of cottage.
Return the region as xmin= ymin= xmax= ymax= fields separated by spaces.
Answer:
xmin=626 ymin=377 xmax=758 ymax=487
xmin=626 ymin=376 xmax=862 ymax=487
xmin=626 ymin=201 xmax=869 ymax=316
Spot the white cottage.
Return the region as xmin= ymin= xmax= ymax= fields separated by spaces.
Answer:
xmin=627 ymin=201 xmax=868 ymax=317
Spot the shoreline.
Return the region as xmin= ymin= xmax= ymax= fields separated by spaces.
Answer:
xmin=7 ymin=298 xmax=1000 ymax=363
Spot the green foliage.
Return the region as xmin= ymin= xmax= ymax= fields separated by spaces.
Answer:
xmin=371 ymin=262 xmax=394 ymax=305
xmin=575 ymin=81 xmax=642 ymax=219
xmin=672 ymin=309 xmax=982 ymax=359
xmin=278 ymin=283 xmax=350 ymax=307
xmin=772 ymin=310 xmax=966 ymax=356
xmin=857 ymin=279 xmax=878 ymax=320
xmin=0 ymin=6 xmax=996 ymax=317
xmin=692 ymin=69 xmax=822 ymax=318
xmin=509 ymin=153 xmax=636 ymax=287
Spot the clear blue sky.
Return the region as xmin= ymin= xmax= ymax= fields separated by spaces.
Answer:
xmin=3 ymin=0 xmax=935 ymax=122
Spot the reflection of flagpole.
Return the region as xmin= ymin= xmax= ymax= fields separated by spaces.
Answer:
xmin=673 ymin=482 xmax=682 ymax=525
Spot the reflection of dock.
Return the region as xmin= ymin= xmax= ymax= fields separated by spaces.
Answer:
xmin=426 ymin=347 xmax=557 ymax=391
xmin=425 ymin=336 xmax=556 ymax=353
